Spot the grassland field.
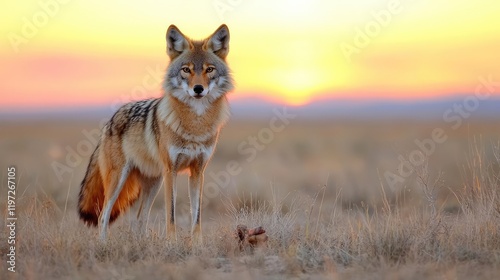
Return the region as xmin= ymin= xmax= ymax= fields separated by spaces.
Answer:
xmin=1 ymin=118 xmax=500 ymax=279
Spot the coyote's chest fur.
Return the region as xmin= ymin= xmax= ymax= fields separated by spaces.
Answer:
xmin=149 ymin=95 xmax=228 ymax=175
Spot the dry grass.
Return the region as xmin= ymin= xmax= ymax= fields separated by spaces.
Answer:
xmin=1 ymin=119 xmax=500 ymax=279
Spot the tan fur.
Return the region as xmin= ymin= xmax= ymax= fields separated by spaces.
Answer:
xmin=78 ymin=24 xmax=233 ymax=241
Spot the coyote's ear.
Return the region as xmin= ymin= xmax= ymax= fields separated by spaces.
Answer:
xmin=166 ymin=25 xmax=190 ymax=60
xmin=204 ymin=24 xmax=230 ymax=59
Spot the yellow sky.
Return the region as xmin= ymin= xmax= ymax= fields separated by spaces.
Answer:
xmin=1 ymin=0 xmax=499 ymax=107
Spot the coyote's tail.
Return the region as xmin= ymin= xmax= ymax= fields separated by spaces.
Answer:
xmin=78 ymin=144 xmax=141 ymax=226
xmin=78 ymin=145 xmax=104 ymax=226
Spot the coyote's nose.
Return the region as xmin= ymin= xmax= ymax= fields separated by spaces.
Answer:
xmin=193 ymin=85 xmax=204 ymax=94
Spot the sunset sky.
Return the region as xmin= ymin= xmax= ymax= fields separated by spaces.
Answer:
xmin=1 ymin=0 xmax=499 ymax=108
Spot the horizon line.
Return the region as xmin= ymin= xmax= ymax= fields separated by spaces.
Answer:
xmin=1 ymin=92 xmax=497 ymax=112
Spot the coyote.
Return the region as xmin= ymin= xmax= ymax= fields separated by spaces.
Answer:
xmin=78 ymin=24 xmax=233 ymax=242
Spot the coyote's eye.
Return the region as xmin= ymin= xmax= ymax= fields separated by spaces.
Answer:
xmin=206 ymin=67 xmax=215 ymax=73
xmin=181 ymin=67 xmax=191 ymax=73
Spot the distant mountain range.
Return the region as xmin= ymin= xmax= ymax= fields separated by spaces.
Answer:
xmin=1 ymin=95 xmax=499 ymax=121
xmin=230 ymin=95 xmax=500 ymax=120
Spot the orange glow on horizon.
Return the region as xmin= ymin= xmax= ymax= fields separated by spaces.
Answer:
xmin=1 ymin=1 xmax=499 ymax=108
